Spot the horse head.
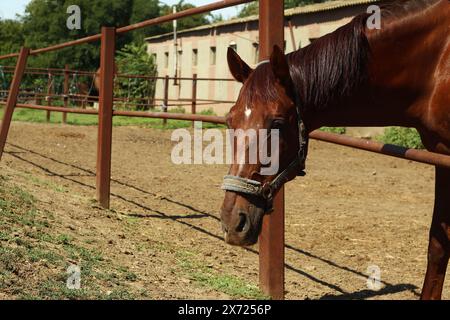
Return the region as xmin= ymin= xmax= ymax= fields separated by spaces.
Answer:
xmin=220 ymin=46 xmax=308 ymax=246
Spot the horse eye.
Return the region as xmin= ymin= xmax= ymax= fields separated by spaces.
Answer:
xmin=271 ymin=119 xmax=285 ymax=129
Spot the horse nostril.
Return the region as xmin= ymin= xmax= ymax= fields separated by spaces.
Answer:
xmin=235 ymin=213 xmax=248 ymax=233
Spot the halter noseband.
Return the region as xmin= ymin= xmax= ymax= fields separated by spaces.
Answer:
xmin=221 ymin=61 xmax=309 ymax=213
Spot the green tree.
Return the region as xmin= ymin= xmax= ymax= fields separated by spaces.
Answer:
xmin=159 ymin=0 xmax=212 ymax=33
xmin=21 ymin=0 xmax=135 ymax=70
xmin=129 ymin=0 xmax=165 ymax=43
xmin=237 ymin=3 xmax=258 ymax=18
xmin=0 ymin=19 xmax=24 ymax=66
xmin=115 ymin=44 xmax=158 ymax=111
xmin=15 ymin=0 xmax=210 ymax=71
xmin=237 ymin=0 xmax=329 ymax=18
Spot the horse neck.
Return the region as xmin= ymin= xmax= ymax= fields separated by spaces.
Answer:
xmin=297 ymin=0 xmax=448 ymax=133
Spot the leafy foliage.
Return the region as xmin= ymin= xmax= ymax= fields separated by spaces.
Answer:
xmin=320 ymin=127 xmax=346 ymax=134
xmin=237 ymin=0 xmax=329 ymax=18
xmin=0 ymin=19 xmax=24 ymax=66
xmin=115 ymin=44 xmax=157 ymax=111
xmin=129 ymin=0 xmax=167 ymax=44
xmin=20 ymin=0 xmax=134 ymax=70
xmin=378 ymin=127 xmax=424 ymax=149
xmin=0 ymin=0 xmax=210 ymax=71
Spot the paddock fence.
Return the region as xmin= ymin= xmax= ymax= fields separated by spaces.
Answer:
xmin=1 ymin=0 xmax=450 ymax=300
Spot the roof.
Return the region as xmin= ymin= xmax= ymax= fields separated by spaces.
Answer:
xmin=145 ymin=0 xmax=380 ymax=42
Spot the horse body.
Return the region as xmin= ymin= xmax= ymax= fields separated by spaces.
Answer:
xmin=294 ymin=0 xmax=449 ymax=140
xmin=221 ymin=0 xmax=450 ymax=299
xmin=298 ymin=0 xmax=450 ymax=300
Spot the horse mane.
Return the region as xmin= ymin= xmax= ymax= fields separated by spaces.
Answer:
xmin=240 ymin=0 xmax=442 ymax=112
xmin=287 ymin=13 xmax=370 ymax=112
xmin=286 ymin=0 xmax=445 ymax=112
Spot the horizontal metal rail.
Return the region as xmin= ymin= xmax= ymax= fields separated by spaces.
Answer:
xmin=309 ymin=131 xmax=450 ymax=169
xmin=1 ymin=67 xmax=234 ymax=82
xmin=3 ymin=101 xmax=450 ymax=169
xmin=3 ymin=103 xmax=226 ymax=124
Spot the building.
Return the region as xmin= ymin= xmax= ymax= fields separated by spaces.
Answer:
xmin=146 ymin=0 xmax=382 ymax=118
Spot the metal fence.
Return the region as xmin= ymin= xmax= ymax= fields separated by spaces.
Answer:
xmin=1 ymin=0 xmax=450 ymax=300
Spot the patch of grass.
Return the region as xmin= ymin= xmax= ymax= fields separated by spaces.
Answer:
xmin=0 ymin=176 xmax=143 ymax=300
xmin=25 ymin=174 xmax=67 ymax=193
xmin=1 ymin=106 xmax=224 ymax=130
xmin=117 ymin=266 xmax=138 ymax=282
xmin=55 ymin=234 xmax=73 ymax=245
xmin=176 ymin=251 xmax=267 ymax=300
xmin=377 ymin=127 xmax=424 ymax=149
xmin=198 ymin=108 xmax=216 ymax=116
xmin=320 ymin=127 xmax=346 ymax=134
xmin=27 ymin=247 xmax=63 ymax=264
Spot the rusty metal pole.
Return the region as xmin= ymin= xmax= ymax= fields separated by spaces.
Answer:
xmin=259 ymin=0 xmax=285 ymax=300
xmin=191 ymin=74 xmax=197 ymax=128
xmin=163 ymin=75 xmax=169 ymax=126
xmin=63 ymin=64 xmax=69 ymax=124
xmin=96 ymin=27 xmax=116 ymax=209
xmin=0 ymin=47 xmax=30 ymax=161
xmin=46 ymin=71 xmax=52 ymax=122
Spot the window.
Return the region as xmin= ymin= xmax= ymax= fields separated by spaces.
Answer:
xmin=164 ymin=52 xmax=169 ymax=68
xmin=192 ymin=49 xmax=198 ymax=66
xmin=210 ymin=46 xmax=216 ymax=65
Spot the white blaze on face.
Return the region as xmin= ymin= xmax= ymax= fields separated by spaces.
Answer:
xmin=244 ymin=108 xmax=252 ymax=118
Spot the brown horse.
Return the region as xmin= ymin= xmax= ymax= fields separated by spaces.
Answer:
xmin=221 ymin=0 xmax=449 ymax=300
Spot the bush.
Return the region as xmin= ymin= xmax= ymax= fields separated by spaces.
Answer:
xmin=115 ymin=44 xmax=157 ymax=111
xmin=199 ymin=108 xmax=217 ymax=116
xmin=378 ymin=127 xmax=424 ymax=149
xmin=320 ymin=127 xmax=346 ymax=134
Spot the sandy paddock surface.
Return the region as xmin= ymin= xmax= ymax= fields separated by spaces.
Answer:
xmin=1 ymin=121 xmax=448 ymax=300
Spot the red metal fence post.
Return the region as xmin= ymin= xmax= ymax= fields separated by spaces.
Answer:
xmin=46 ymin=71 xmax=53 ymax=122
xmin=0 ymin=47 xmax=30 ymax=161
xmin=163 ymin=75 xmax=169 ymax=126
xmin=258 ymin=0 xmax=285 ymax=300
xmin=191 ymin=74 xmax=197 ymax=127
xmin=63 ymin=64 xmax=69 ymax=124
xmin=96 ymin=27 xmax=116 ymax=209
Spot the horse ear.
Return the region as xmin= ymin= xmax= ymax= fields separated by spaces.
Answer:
xmin=270 ymin=45 xmax=290 ymax=86
xmin=227 ymin=47 xmax=252 ymax=83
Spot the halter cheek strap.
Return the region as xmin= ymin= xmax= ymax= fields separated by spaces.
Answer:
xmin=221 ymin=81 xmax=309 ymax=213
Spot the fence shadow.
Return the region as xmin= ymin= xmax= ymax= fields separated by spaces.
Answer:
xmin=319 ymin=283 xmax=418 ymax=300
xmin=4 ymin=142 xmax=420 ymax=299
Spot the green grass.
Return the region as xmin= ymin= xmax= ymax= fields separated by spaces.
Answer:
xmin=22 ymin=173 xmax=67 ymax=193
xmin=320 ymin=127 xmax=346 ymax=134
xmin=0 ymin=176 xmax=144 ymax=300
xmin=176 ymin=250 xmax=268 ymax=300
xmin=0 ymin=106 xmax=224 ymax=130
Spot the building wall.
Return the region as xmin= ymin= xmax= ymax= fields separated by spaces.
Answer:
xmin=147 ymin=4 xmax=371 ymax=116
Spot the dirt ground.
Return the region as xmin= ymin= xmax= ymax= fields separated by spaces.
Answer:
xmin=1 ymin=121 xmax=449 ymax=300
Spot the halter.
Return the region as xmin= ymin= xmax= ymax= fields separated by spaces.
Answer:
xmin=221 ymin=60 xmax=309 ymax=213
